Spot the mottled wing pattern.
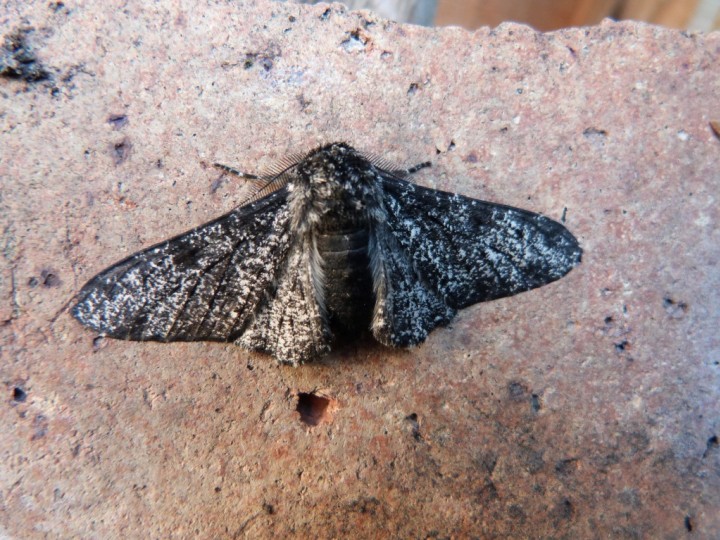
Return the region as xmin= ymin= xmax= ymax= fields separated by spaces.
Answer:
xmin=379 ymin=173 xmax=582 ymax=312
xmin=72 ymin=188 xmax=294 ymax=344
xmin=370 ymin=228 xmax=456 ymax=347
xmin=238 ymin=240 xmax=330 ymax=364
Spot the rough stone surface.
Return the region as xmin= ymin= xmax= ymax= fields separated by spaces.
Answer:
xmin=1 ymin=1 xmax=719 ymax=538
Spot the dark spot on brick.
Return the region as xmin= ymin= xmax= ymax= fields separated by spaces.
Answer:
xmin=108 ymin=114 xmax=128 ymax=129
xmin=464 ymin=152 xmax=478 ymax=163
xmin=349 ymin=496 xmax=381 ymax=515
xmin=41 ymin=269 xmax=61 ymax=287
xmin=555 ymin=458 xmax=578 ymax=475
xmin=663 ymin=296 xmax=688 ymax=318
xmin=0 ymin=29 xmax=51 ymax=82
xmin=618 ymin=488 xmax=640 ymax=508
xmin=28 ymin=276 xmax=39 ymax=287
xmin=12 ymin=386 xmax=27 ymax=402
xmin=475 ymin=451 xmax=497 ymax=474
xmin=508 ymin=381 xmax=528 ymax=400
xmin=625 ymin=430 xmax=650 ymax=455
xmin=112 ymin=139 xmax=131 ymax=165
xmin=243 ymin=47 xmax=280 ymax=72
xmin=214 ymin=486 xmax=221 ymax=493
xmin=685 ymin=515 xmax=693 ymax=532
xmin=407 ymin=82 xmax=419 ymax=95
xmin=604 ymin=315 xmax=614 ymax=325
xmin=552 ymin=498 xmax=574 ymax=523
xmin=405 ymin=412 xmax=422 ymax=441
xmin=210 ymin=176 xmax=226 ymax=193
xmin=561 ymin=206 xmax=568 ymax=223
xmin=296 ymin=392 xmax=330 ymax=426
xmin=615 ymin=340 xmax=628 ymax=353
xmin=31 ymin=414 xmax=48 ymax=440
xmin=296 ymin=93 xmax=310 ymax=111
xmin=288 ymin=15 xmax=296 ymax=22
xmin=507 ymin=504 xmax=526 ymax=522
xmin=262 ymin=502 xmax=275 ymax=514
xmin=531 ymin=393 xmax=541 ymax=412
xmin=583 ymin=127 xmax=608 ymax=137
xmin=521 ymin=447 xmax=545 ymax=474
xmin=476 ymin=481 xmax=498 ymax=503
xmin=320 ymin=7 xmax=332 ymax=20
xmin=703 ymin=434 xmax=718 ymax=458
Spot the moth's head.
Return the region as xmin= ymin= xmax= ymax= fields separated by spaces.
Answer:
xmin=295 ymin=142 xmax=368 ymax=187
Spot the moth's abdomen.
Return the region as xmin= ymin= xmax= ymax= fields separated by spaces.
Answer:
xmin=316 ymin=228 xmax=374 ymax=337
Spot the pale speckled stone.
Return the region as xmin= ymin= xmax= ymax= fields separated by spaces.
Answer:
xmin=1 ymin=1 xmax=719 ymax=538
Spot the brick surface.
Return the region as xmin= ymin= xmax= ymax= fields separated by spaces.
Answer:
xmin=1 ymin=1 xmax=718 ymax=537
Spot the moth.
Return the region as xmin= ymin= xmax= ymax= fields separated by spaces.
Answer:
xmin=73 ymin=142 xmax=582 ymax=365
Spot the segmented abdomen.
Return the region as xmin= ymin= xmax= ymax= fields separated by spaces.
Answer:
xmin=316 ymin=227 xmax=373 ymax=337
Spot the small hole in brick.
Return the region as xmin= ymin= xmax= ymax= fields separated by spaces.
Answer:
xmin=296 ymin=392 xmax=331 ymax=426
xmin=12 ymin=386 xmax=27 ymax=402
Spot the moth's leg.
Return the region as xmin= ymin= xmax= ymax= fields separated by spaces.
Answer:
xmin=213 ymin=163 xmax=281 ymax=194
xmin=392 ymin=161 xmax=432 ymax=178
xmin=213 ymin=163 xmax=260 ymax=181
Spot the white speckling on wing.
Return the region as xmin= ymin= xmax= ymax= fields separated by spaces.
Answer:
xmin=380 ymin=174 xmax=581 ymax=309
xmin=239 ymin=236 xmax=329 ymax=364
xmin=73 ymin=190 xmax=294 ymax=342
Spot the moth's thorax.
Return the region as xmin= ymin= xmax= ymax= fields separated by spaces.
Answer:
xmin=291 ymin=144 xmax=379 ymax=233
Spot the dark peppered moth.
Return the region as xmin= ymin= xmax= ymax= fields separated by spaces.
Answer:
xmin=73 ymin=142 xmax=582 ymax=365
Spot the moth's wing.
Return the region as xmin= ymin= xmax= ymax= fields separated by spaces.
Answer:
xmin=71 ymin=189 xmax=270 ymax=338
xmin=380 ymin=174 xmax=582 ymax=310
xmin=369 ymin=225 xmax=456 ymax=348
xmin=237 ymin=239 xmax=331 ymax=364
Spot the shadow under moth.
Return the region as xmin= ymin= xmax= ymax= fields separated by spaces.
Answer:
xmin=73 ymin=142 xmax=582 ymax=365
